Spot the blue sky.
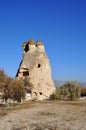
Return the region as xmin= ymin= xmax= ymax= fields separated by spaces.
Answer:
xmin=0 ymin=0 xmax=86 ymax=82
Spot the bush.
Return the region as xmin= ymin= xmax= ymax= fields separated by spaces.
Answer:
xmin=60 ymin=81 xmax=81 ymax=100
xmin=1 ymin=77 xmax=13 ymax=102
xmin=0 ymin=68 xmax=26 ymax=103
xmin=50 ymin=81 xmax=81 ymax=101
xmin=0 ymin=69 xmax=7 ymax=86
xmin=11 ymin=79 xmax=25 ymax=102
xmin=50 ymin=89 xmax=60 ymax=100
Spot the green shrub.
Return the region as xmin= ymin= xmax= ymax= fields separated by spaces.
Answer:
xmin=50 ymin=81 xmax=81 ymax=101
xmin=50 ymin=89 xmax=60 ymax=100
xmin=60 ymin=81 xmax=81 ymax=100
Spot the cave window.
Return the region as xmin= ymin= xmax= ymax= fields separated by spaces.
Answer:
xmin=34 ymin=92 xmax=37 ymax=96
xmin=24 ymin=44 xmax=29 ymax=52
xmin=38 ymin=64 xmax=41 ymax=68
xmin=26 ymin=89 xmax=31 ymax=94
xmin=23 ymin=71 xmax=29 ymax=76
xmin=39 ymin=92 xmax=42 ymax=95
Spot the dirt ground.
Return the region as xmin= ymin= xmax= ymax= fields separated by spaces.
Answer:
xmin=0 ymin=100 xmax=86 ymax=130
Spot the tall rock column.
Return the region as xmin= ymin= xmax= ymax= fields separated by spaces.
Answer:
xmin=16 ymin=39 xmax=56 ymax=100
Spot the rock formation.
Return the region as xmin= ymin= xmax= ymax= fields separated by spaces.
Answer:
xmin=16 ymin=39 xmax=56 ymax=100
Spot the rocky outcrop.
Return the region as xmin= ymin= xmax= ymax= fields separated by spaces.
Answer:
xmin=16 ymin=39 xmax=56 ymax=100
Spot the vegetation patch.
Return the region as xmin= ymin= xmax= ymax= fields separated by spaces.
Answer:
xmin=50 ymin=81 xmax=81 ymax=101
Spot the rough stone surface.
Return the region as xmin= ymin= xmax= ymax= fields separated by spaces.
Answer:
xmin=16 ymin=39 xmax=56 ymax=100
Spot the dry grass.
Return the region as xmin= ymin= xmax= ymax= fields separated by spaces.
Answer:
xmin=0 ymin=100 xmax=86 ymax=116
xmin=0 ymin=101 xmax=36 ymax=116
xmin=0 ymin=100 xmax=86 ymax=130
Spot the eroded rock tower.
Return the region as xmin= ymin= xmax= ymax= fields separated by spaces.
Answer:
xmin=16 ymin=39 xmax=55 ymax=100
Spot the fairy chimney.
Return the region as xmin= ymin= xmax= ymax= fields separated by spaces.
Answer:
xmin=16 ymin=39 xmax=56 ymax=100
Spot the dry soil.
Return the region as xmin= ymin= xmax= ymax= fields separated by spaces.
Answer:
xmin=0 ymin=100 xmax=86 ymax=130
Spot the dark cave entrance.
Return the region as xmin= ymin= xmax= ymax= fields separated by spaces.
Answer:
xmin=39 ymin=92 xmax=42 ymax=95
xmin=23 ymin=71 xmax=29 ymax=76
xmin=38 ymin=64 xmax=41 ymax=68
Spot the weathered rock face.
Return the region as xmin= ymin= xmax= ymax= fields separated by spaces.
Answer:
xmin=16 ymin=39 xmax=56 ymax=100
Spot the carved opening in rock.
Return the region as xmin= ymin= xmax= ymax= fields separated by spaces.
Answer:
xmin=23 ymin=71 xmax=29 ymax=76
xmin=24 ymin=44 xmax=28 ymax=52
xmin=38 ymin=64 xmax=41 ymax=68
xmin=34 ymin=92 xmax=37 ymax=96
xmin=39 ymin=92 xmax=42 ymax=95
xmin=26 ymin=89 xmax=31 ymax=94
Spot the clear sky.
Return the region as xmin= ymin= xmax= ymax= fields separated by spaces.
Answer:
xmin=0 ymin=0 xmax=86 ymax=82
